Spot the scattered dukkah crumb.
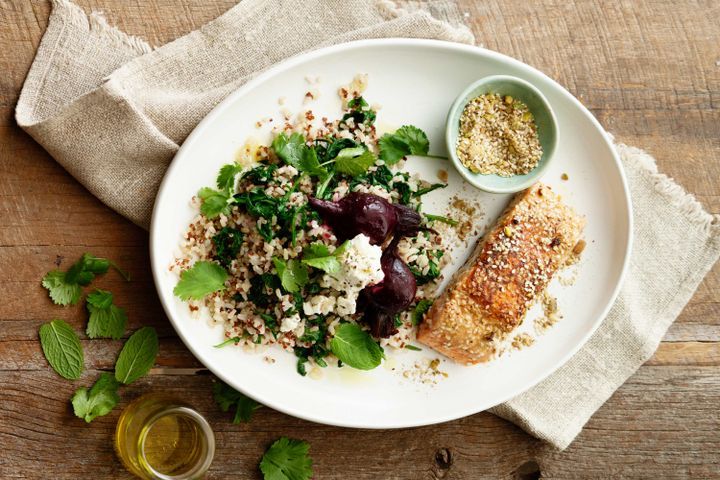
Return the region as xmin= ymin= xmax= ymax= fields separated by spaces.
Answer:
xmin=401 ymin=357 xmax=448 ymax=385
xmin=278 ymin=96 xmax=286 ymax=106
xmin=449 ymin=196 xmax=483 ymax=242
xmin=511 ymin=333 xmax=535 ymax=350
xmin=456 ymin=93 xmax=542 ymax=176
xmin=561 ymin=172 xmax=569 ymax=181
xmin=263 ymin=356 xmax=276 ymax=364
xmin=534 ymin=290 xmax=562 ymax=334
xmin=303 ymin=89 xmax=319 ymax=104
xmin=437 ymin=169 xmax=449 ymax=183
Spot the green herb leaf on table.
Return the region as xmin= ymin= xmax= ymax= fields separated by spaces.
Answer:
xmin=39 ymin=319 xmax=84 ymax=380
xmin=216 ymin=163 xmax=244 ymax=191
xmin=115 ymin=326 xmax=159 ymax=385
xmin=334 ymin=147 xmax=376 ymax=176
xmin=412 ymin=299 xmax=434 ymax=326
xmin=174 ymin=261 xmax=228 ymax=300
xmin=260 ymin=437 xmax=313 ymax=480
xmin=404 ymin=344 xmax=422 ymax=351
xmin=85 ymin=289 xmax=128 ymax=340
xmin=71 ymin=372 xmax=120 ymax=423
xmin=198 ymin=187 xmax=233 ymax=219
xmin=41 ymin=253 xmax=128 ymax=306
xmin=273 ymin=258 xmax=309 ymax=293
xmin=212 ymin=380 xmax=262 ymax=423
xmin=41 ymin=270 xmax=83 ymax=306
xmin=330 ymin=323 xmax=384 ymax=371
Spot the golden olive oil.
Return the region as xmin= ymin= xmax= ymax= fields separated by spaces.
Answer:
xmin=115 ymin=394 xmax=214 ymax=479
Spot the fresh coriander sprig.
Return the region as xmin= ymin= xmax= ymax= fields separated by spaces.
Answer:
xmin=41 ymin=253 xmax=129 ymax=306
xmin=71 ymin=373 xmax=120 ymax=423
xmin=85 ymin=289 xmax=127 ymax=340
xmin=212 ymin=380 xmax=262 ymax=423
xmin=260 ymin=437 xmax=313 ymax=480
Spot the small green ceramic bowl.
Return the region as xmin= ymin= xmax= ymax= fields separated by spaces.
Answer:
xmin=445 ymin=75 xmax=558 ymax=193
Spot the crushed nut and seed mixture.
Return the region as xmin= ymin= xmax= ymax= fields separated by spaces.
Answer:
xmin=456 ymin=93 xmax=542 ymax=176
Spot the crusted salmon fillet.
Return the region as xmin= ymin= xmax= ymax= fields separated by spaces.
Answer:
xmin=417 ymin=183 xmax=585 ymax=364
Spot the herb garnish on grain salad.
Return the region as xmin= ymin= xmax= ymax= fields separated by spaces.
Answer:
xmin=172 ymin=75 xmax=455 ymax=375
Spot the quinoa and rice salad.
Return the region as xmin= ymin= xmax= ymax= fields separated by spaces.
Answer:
xmin=171 ymin=75 xmax=457 ymax=376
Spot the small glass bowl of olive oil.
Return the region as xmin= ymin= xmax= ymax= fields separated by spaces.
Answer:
xmin=115 ymin=394 xmax=215 ymax=479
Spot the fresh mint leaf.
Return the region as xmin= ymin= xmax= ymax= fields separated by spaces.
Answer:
xmin=260 ymin=437 xmax=313 ymax=480
xmin=300 ymin=241 xmax=349 ymax=274
xmin=395 ymin=125 xmax=429 ymax=155
xmin=71 ymin=372 xmax=120 ymax=422
xmin=302 ymin=243 xmax=331 ymax=259
xmin=42 ymin=270 xmax=82 ymax=306
xmin=330 ymin=323 xmax=384 ymax=370
xmin=424 ymin=213 xmax=458 ymax=226
xmin=212 ymin=226 xmax=244 ymax=268
xmin=301 ymin=255 xmax=340 ymax=274
xmin=39 ymin=319 xmax=84 ymax=380
xmin=273 ymin=258 xmax=308 ymax=293
xmin=115 ymin=326 xmax=159 ymax=385
xmin=412 ymin=299 xmax=433 ymax=326
xmin=85 ymin=289 xmax=127 ymax=340
xmin=272 ymin=132 xmax=306 ymax=168
xmin=212 ymin=380 xmax=262 ymax=424
xmin=334 ymin=147 xmax=375 ymax=176
xmin=217 ymin=163 xmax=244 ymax=191
xmin=198 ymin=187 xmax=233 ymax=218
xmin=174 ymin=261 xmax=228 ymax=300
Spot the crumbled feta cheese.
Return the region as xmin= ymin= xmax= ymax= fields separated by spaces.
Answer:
xmin=324 ymin=234 xmax=384 ymax=292
xmin=319 ymin=234 xmax=384 ymax=315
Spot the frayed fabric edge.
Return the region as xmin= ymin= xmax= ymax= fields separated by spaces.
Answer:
xmin=375 ymin=0 xmax=475 ymax=44
xmin=615 ymin=140 xmax=720 ymax=238
xmin=50 ymin=0 xmax=154 ymax=54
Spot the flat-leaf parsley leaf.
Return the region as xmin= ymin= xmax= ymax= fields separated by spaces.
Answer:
xmin=41 ymin=253 xmax=129 ymax=306
xmin=260 ymin=437 xmax=313 ymax=480
xmin=39 ymin=319 xmax=84 ymax=380
xmin=330 ymin=323 xmax=384 ymax=370
xmin=86 ymin=289 xmax=127 ymax=340
xmin=212 ymin=380 xmax=262 ymax=423
xmin=334 ymin=147 xmax=375 ymax=176
xmin=174 ymin=261 xmax=229 ymax=300
xmin=115 ymin=326 xmax=159 ymax=385
xmin=378 ymin=125 xmax=430 ymax=165
xmin=71 ymin=372 xmax=120 ymax=422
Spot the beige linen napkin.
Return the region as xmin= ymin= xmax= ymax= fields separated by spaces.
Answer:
xmin=17 ymin=0 xmax=720 ymax=449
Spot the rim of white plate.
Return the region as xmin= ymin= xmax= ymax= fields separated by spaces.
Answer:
xmin=150 ymin=38 xmax=633 ymax=429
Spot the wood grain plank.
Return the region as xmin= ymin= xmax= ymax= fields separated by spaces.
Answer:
xmin=1 ymin=0 xmax=719 ymax=478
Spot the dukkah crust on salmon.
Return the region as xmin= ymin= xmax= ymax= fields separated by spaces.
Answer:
xmin=417 ymin=183 xmax=585 ymax=364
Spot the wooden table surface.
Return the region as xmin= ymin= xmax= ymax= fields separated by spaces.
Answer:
xmin=2 ymin=1 xmax=719 ymax=478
